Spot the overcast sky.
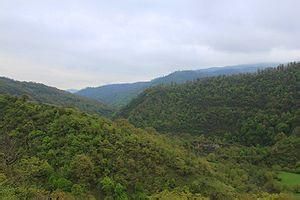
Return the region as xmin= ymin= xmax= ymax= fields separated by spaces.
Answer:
xmin=0 ymin=0 xmax=299 ymax=89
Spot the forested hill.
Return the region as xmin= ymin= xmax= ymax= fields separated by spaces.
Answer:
xmin=0 ymin=95 xmax=231 ymax=199
xmin=0 ymin=77 xmax=114 ymax=117
xmin=118 ymin=62 xmax=299 ymax=146
xmin=151 ymin=63 xmax=279 ymax=84
xmin=77 ymin=82 xmax=149 ymax=109
xmin=1 ymin=95 xmax=297 ymax=199
xmin=76 ymin=63 xmax=278 ymax=108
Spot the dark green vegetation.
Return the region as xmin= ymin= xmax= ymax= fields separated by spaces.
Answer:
xmin=0 ymin=95 xmax=298 ymax=199
xmin=0 ymin=95 xmax=213 ymax=199
xmin=77 ymin=63 xmax=278 ymax=108
xmin=77 ymin=82 xmax=149 ymax=109
xmin=0 ymin=62 xmax=299 ymax=199
xmin=119 ymin=63 xmax=299 ymax=146
xmin=0 ymin=77 xmax=114 ymax=117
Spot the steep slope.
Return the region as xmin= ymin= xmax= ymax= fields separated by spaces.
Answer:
xmin=0 ymin=95 xmax=297 ymax=199
xmin=151 ymin=63 xmax=278 ymax=84
xmin=77 ymin=82 xmax=149 ymax=108
xmin=0 ymin=77 xmax=114 ymax=117
xmin=76 ymin=63 xmax=279 ymax=108
xmin=0 ymin=95 xmax=224 ymax=199
xmin=119 ymin=63 xmax=299 ymax=146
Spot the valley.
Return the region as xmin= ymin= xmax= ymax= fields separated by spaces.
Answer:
xmin=0 ymin=63 xmax=299 ymax=199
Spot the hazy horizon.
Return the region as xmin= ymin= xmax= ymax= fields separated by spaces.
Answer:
xmin=2 ymin=62 xmax=284 ymax=90
xmin=1 ymin=0 xmax=300 ymax=89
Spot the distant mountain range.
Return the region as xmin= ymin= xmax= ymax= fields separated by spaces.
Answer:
xmin=66 ymin=89 xmax=79 ymax=93
xmin=0 ymin=77 xmax=114 ymax=117
xmin=76 ymin=63 xmax=280 ymax=108
xmin=1 ymin=62 xmax=299 ymax=199
xmin=0 ymin=63 xmax=280 ymax=115
xmin=118 ymin=62 xmax=299 ymax=145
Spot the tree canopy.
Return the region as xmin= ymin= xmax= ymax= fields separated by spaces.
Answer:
xmin=119 ymin=62 xmax=299 ymax=146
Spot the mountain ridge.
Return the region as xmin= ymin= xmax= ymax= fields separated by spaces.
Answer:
xmin=118 ymin=62 xmax=299 ymax=146
xmin=0 ymin=63 xmax=299 ymax=199
xmin=76 ymin=63 xmax=280 ymax=108
xmin=0 ymin=76 xmax=114 ymax=117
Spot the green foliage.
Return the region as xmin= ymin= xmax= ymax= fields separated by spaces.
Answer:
xmin=119 ymin=63 xmax=299 ymax=146
xmin=101 ymin=177 xmax=115 ymax=196
xmin=0 ymin=95 xmax=213 ymax=198
xmin=150 ymin=189 xmax=208 ymax=200
xmin=16 ymin=157 xmax=53 ymax=184
xmin=78 ymin=63 xmax=277 ymax=108
xmin=0 ymin=77 xmax=114 ymax=117
xmin=70 ymin=154 xmax=95 ymax=185
xmin=0 ymin=62 xmax=298 ymax=199
xmin=49 ymin=175 xmax=73 ymax=191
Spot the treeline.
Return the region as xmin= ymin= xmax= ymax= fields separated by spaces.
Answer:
xmin=0 ymin=77 xmax=114 ymax=117
xmin=119 ymin=62 xmax=299 ymax=146
xmin=76 ymin=63 xmax=277 ymax=108
xmin=0 ymin=95 xmax=220 ymax=199
xmin=0 ymin=95 xmax=296 ymax=199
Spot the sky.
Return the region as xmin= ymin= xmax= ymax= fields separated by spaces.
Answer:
xmin=0 ymin=0 xmax=300 ymax=89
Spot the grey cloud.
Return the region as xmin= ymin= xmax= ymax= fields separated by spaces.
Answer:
xmin=0 ymin=0 xmax=299 ymax=89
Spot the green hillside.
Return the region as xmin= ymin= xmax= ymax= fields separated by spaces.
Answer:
xmin=0 ymin=95 xmax=213 ymax=199
xmin=0 ymin=95 xmax=297 ymax=199
xmin=0 ymin=63 xmax=298 ymax=199
xmin=0 ymin=77 xmax=114 ymax=117
xmin=119 ymin=63 xmax=299 ymax=146
xmin=77 ymin=63 xmax=278 ymax=108
xmin=278 ymin=172 xmax=300 ymax=186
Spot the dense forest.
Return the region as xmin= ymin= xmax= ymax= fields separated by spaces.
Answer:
xmin=119 ymin=62 xmax=299 ymax=146
xmin=0 ymin=63 xmax=299 ymax=199
xmin=76 ymin=63 xmax=277 ymax=108
xmin=0 ymin=77 xmax=114 ymax=117
xmin=1 ymin=0 xmax=299 ymax=199
xmin=0 ymin=95 xmax=298 ymax=199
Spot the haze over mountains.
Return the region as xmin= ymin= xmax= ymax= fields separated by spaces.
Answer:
xmin=66 ymin=89 xmax=79 ymax=93
xmin=0 ymin=77 xmax=114 ymax=117
xmin=0 ymin=63 xmax=280 ymax=114
xmin=118 ymin=63 xmax=299 ymax=145
xmin=0 ymin=62 xmax=299 ymax=199
xmin=76 ymin=63 xmax=279 ymax=108
xmin=1 ymin=0 xmax=300 ymax=198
